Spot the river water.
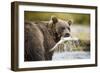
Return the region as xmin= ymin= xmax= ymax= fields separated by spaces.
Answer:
xmin=52 ymin=51 xmax=90 ymax=60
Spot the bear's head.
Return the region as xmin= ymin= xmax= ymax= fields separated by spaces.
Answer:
xmin=48 ymin=16 xmax=72 ymax=42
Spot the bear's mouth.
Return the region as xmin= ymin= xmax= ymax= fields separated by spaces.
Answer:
xmin=64 ymin=33 xmax=70 ymax=37
xmin=54 ymin=32 xmax=70 ymax=43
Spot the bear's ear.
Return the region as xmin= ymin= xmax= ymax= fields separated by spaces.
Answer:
xmin=68 ymin=20 xmax=73 ymax=26
xmin=51 ymin=16 xmax=58 ymax=24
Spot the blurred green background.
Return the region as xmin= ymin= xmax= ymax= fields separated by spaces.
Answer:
xmin=24 ymin=11 xmax=90 ymax=25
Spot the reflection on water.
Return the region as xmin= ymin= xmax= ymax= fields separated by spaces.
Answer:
xmin=52 ymin=51 xmax=90 ymax=60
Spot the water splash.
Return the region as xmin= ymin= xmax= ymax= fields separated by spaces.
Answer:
xmin=50 ymin=37 xmax=81 ymax=52
xmin=50 ymin=37 xmax=90 ymax=60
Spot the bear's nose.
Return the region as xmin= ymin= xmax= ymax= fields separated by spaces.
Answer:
xmin=64 ymin=33 xmax=70 ymax=37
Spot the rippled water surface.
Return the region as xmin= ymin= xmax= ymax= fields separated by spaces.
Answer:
xmin=52 ymin=51 xmax=90 ymax=60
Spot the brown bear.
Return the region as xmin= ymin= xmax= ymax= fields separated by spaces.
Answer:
xmin=24 ymin=16 xmax=72 ymax=61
